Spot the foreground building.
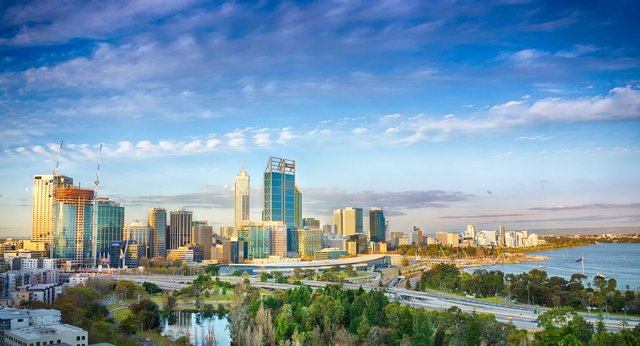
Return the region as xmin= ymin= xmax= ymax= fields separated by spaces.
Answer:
xmin=95 ymin=198 xmax=125 ymax=261
xmin=263 ymin=157 xmax=299 ymax=255
xmin=52 ymin=185 xmax=95 ymax=263
xmin=148 ymin=206 xmax=167 ymax=258
xmin=31 ymin=174 xmax=73 ymax=248
xmin=234 ymin=168 xmax=251 ymax=232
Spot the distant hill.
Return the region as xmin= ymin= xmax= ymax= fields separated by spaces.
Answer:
xmin=531 ymin=226 xmax=640 ymax=235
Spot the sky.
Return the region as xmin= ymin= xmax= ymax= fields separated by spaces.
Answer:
xmin=0 ymin=0 xmax=639 ymax=238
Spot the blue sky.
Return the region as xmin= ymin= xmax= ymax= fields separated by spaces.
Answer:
xmin=1 ymin=0 xmax=639 ymax=237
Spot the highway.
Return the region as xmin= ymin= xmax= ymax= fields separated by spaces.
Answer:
xmin=104 ymin=274 xmax=639 ymax=331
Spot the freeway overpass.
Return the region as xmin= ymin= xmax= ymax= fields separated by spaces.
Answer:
xmin=104 ymin=274 xmax=638 ymax=331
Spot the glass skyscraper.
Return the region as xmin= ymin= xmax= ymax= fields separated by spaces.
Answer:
xmin=263 ymin=157 xmax=298 ymax=254
xmin=369 ymin=208 xmax=386 ymax=243
xmin=52 ymin=186 xmax=94 ymax=263
xmin=95 ymin=198 xmax=125 ymax=260
xmin=148 ymin=207 xmax=167 ymax=258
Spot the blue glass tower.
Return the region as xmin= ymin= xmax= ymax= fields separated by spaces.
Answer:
xmin=95 ymin=198 xmax=125 ymax=260
xmin=263 ymin=157 xmax=298 ymax=254
xmin=369 ymin=208 xmax=386 ymax=243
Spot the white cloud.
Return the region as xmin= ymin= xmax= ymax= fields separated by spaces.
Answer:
xmin=32 ymin=145 xmax=47 ymax=155
xmin=254 ymin=132 xmax=271 ymax=147
xmin=224 ymin=131 xmax=246 ymax=149
xmin=380 ymin=113 xmax=401 ymax=120
xmin=385 ymin=127 xmax=400 ymax=134
xmin=352 ymin=127 xmax=367 ymax=134
xmin=277 ymin=128 xmax=295 ymax=144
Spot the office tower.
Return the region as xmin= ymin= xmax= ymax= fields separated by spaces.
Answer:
xmin=342 ymin=207 xmax=363 ymax=236
xmin=435 ymin=232 xmax=459 ymax=247
xmin=192 ymin=221 xmax=213 ymax=260
xmin=498 ymin=226 xmax=507 ymax=247
xmin=238 ymin=221 xmax=287 ymax=259
xmin=219 ymin=226 xmax=234 ymax=238
xmin=234 ymin=168 xmax=250 ymax=232
xmin=52 ymin=184 xmax=94 ymax=263
xmin=148 ymin=207 xmax=167 ymax=258
xmin=349 ymin=233 xmax=368 ymax=255
xmin=123 ymin=220 xmax=152 ymax=258
xmin=32 ymin=174 xmax=74 ymax=247
xmin=303 ymin=218 xmax=320 ymax=228
xmin=109 ymin=240 xmax=141 ymax=269
xmin=322 ymin=224 xmax=332 ymax=234
xmin=169 ymin=209 xmax=193 ymax=250
xmin=95 ymin=198 xmax=125 ymax=260
xmin=369 ymin=208 xmax=386 ymax=243
xmin=222 ymin=237 xmax=245 ymax=264
xmin=411 ymin=226 xmax=423 ymax=247
xmin=294 ymin=186 xmax=302 ymax=229
xmin=333 ymin=209 xmax=343 ymax=236
xmin=263 ymin=157 xmax=297 ymax=254
xmin=298 ymin=227 xmax=322 ymax=258
xmin=466 ymin=224 xmax=476 ymax=239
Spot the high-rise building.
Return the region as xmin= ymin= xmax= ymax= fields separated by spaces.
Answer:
xmin=109 ymin=240 xmax=141 ymax=269
xmin=169 ymin=209 xmax=192 ymax=250
xmin=148 ymin=207 xmax=167 ymax=258
xmin=342 ymin=207 xmax=363 ymax=236
xmin=303 ymin=218 xmax=320 ymax=228
xmin=411 ymin=226 xmax=423 ymax=247
xmin=498 ymin=226 xmax=507 ymax=247
xmin=298 ymin=227 xmax=322 ymax=258
xmin=32 ymin=174 xmax=74 ymax=249
xmin=294 ymin=186 xmax=302 ymax=229
xmin=192 ymin=221 xmax=213 ymax=260
xmin=238 ymin=221 xmax=287 ymax=259
xmin=95 ymin=198 xmax=124 ymax=260
xmin=435 ymin=232 xmax=459 ymax=247
xmin=123 ymin=220 xmax=152 ymax=258
xmin=349 ymin=233 xmax=368 ymax=255
xmin=333 ymin=209 xmax=343 ymax=236
xmin=52 ymin=185 xmax=94 ymax=263
xmin=222 ymin=237 xmax=245 ymax=264
xmin=369 ymin=208 xmax=386 ymax=243
xmin=263 ymin=157 xmax=297 ymax=254
xmin=234 ymin=168 xmax=250 ymax=232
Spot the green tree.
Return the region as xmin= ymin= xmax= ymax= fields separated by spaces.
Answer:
xmin=465 ymin=312 xmax=483 ymax=346
xmin=412 ymin=310 xmax=434 ymax=346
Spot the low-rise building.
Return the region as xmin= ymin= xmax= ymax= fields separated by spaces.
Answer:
xmin=5 ymin=323 xmax=87 ymax=346
xmin=167 ymin=244 xmax=204 ymax=264
xmin=314 ymin=248 xmax=348 ymax=260
xmin=13 ymin=283 xmax=59 ymax=305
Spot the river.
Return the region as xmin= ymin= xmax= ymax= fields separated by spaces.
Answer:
xmin=161 ymin=310 xmax=231 ymax=346
xmin=465 ymin=243 xmax=640 ymax=290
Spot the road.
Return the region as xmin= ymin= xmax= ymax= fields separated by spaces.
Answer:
xmin=104 ymin=274 xmax=639 ymax=331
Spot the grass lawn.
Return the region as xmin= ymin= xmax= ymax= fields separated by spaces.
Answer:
xmin=112 ymin=308 xmax=133 ymax=323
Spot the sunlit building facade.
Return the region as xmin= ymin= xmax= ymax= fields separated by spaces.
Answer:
xmin=123 ymin=220 xmax=151 ymax=258
xmin=234 ymin=168 xmax=250 ymax=232
xmin=52 ymin=186 xmax=94 ymax=263
xmin=342 ymin=207 xmax=363 ymax=236
xmin=32 ymin=174 xmax=73 ymax=249
xmin=169 ymin=209 xmax=192 ymax=250
xmin=298 ymin=227 xmax=322 ymax=258
xmin=148 ymin=207 xmax=167 ymax=258
xmin=238 ymin=221 xmax=287 ymax=259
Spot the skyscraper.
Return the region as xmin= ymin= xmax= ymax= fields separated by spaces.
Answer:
xmin=411 ymin=226 xmax=423 ymax=247
xmin=95 ymin=198 xmax=125 ymax=260
xmin=52 ymin=185 xmax=95 ymax=263
xmin=32 ymin=174 xmax=73 ymax=248
xmin=263 ymin=157 xmax=297 ymax=254
xmin=169 ymin=209 xmax=192 ymax=250
xmin=123 ymin=220 xmax=152 ymax=258
xmin=148 ymin=207 xmax=167 ymax=258
xmin=192 ymin=221 xmax=213 ymax=260
xmin=342 ymin=207 xmax=363 ymax=236
xmin=234 ymin=168 xmax=250 ymax=232
xmin=294 ymin=186 xmax=302 ymax=229
xmin=333 ymin=209 xmax=343 ymax=236
xmin=369 ymin=208 xmax=386 ymax=243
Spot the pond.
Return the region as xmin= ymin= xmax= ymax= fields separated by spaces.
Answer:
xmin=161 ymin=310 xmax=231 ymax=346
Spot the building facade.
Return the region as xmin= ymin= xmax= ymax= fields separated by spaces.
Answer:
xmin=94 ymin=198 xmax=124 ymax=261
xmin=192 ymin=221 xmax=213 ymax=260
xmin=123 ymin=221 xmax=152 ymax=257
xmin=298 ymin=227 xmax=322 ymax=258
xmin=169 ymin=209 xmax=193 ymax=250
xmin=342 ymin=207 xmax=363 ymax=237
xmin=333 ymin=209 xmax=343 ymax=236
xmin=148 ymin=207 xmax=167 ymax=258
xmin=369 ymin=208 xmax=386 ymax=243
xmin=52 ymin=186 xmax=94 ymax=263
xmin=234 ymin=168 xmax=250 ymax=232
xmin=263 ymin=157 xmax=298 ymax=254
xmin=32 ymin=174 xmax=73 ymax=248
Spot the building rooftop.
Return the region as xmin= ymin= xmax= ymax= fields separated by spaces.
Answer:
xmin=225 ymin=254 xmax=387 ymax=269
xmin=6 ymin=323 xmax=84 ymax=341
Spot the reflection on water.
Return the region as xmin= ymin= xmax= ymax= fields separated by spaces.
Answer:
xmin=161 ymin=310 xmax=230 ymax=346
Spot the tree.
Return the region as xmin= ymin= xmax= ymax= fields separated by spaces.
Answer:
xmin=163 ymin=294 xmax=177 ymax=311
xmin=412 ymin=311 xmax=434 ymax=346
xmin=142 ymin=281 xmax=162 ymax=294
xmin=465 ymin=312 xmax=482 ymax=346
xmin=115 ymin=280 xmax=137 ymax=300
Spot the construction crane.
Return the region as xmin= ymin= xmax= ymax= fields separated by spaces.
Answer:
xmin=52 ymin=140 xmax=63 ymax=175
xmin=91 ymin=144 xmax=102 ymax=268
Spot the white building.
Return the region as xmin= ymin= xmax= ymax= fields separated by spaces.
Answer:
xmin=5 ymin=323 xmax=87 ymax=346
xmin=0 ymin=308 xmax=62 ymax=344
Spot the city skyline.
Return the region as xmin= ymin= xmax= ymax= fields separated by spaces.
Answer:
xmin=0 ymin=1 xmax=639 ymax=236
